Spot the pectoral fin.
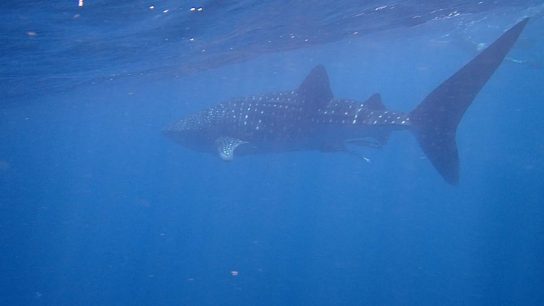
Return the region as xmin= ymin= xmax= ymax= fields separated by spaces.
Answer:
xmin=345 ymin=138 xmax=384 ymax=148
xmin=319 ymin=143 xmax=346 ymax=152
xmin=215 ymin=137 xmax=248 ymax=161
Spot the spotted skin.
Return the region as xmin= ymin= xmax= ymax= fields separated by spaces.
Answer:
xmin=163 ymin=90 xmax=410 ymax=156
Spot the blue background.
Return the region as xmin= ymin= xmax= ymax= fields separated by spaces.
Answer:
xmin=1 ymin=1 xmax=543 ymax=305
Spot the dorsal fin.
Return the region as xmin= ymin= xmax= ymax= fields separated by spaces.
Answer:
xmin=297 ymin=65 xmax=333 ymax=108
xmin=365 ymin=93 xmax=386 ymax=110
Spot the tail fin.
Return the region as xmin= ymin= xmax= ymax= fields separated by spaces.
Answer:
xmin=410 ymin=18 xmax=529 ymax=184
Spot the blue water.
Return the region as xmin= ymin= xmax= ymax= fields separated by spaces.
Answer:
xmin=1 ymin=1 xmax=544 ymax=305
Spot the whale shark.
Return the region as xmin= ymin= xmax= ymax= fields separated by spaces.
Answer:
xmin=163 ymin=19 xmax=529 ymax=184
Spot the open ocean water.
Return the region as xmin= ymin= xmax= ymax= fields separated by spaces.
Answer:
xmin=1 ymin=1 xmax=544 ymax=305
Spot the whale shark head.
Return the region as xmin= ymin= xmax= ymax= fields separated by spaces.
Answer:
xmin=162 ymin=111 xmax=214 ymax=152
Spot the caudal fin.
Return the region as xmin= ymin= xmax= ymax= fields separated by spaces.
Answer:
xmin=410 ymin=18 xmax=529 ymax=184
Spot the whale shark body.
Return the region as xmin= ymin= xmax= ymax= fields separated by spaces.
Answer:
xmin=163 ymin=19 xmax=529 ymax=184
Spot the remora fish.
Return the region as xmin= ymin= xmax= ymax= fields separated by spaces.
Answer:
xmin=163 ymin=19 xmax=529 ymax=184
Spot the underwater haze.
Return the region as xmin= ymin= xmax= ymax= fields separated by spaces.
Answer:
xmin=1 ymin=1 xmax=544 ymax=305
